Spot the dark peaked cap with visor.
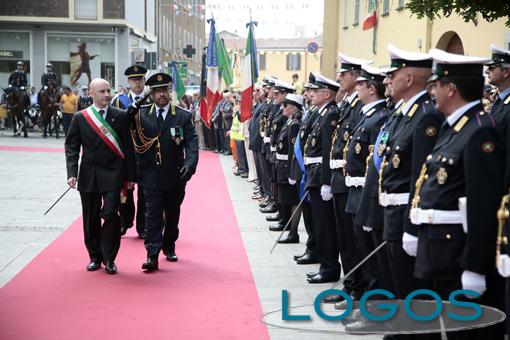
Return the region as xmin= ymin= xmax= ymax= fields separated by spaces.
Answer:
xmin=146 ymin=73 xmax=172 ymax=89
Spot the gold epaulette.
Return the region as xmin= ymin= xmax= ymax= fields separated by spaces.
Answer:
xmin=504 ymin=95 xmax=510 ymax=105
xmin=453 ymin=116 xmax=469 ymax=133
xmin=351 ymin=98 xmax=359 ymax=107
xmin=407 ymin=103 xmax=418 ymax=118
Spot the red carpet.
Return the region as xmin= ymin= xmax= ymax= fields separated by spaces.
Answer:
xmin=0 ymin=152 xmax=269 ymax=340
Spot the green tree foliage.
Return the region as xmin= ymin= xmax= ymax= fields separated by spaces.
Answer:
xmin=405 ymin=0 xmax=510 ymax=26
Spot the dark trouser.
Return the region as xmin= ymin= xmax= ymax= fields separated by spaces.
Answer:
xmin=255 ymin=151 xmax=271 ymax=196
xmin=214 ymin=126 xmax=224 ymax=152
xmin=302 ymin=201 xmax=318 ymax=257
xmin=333 ymin=193 xmax=361 ymax=294
xmin=119 ymin=184 xmax=146 ymax=235
xmin=204 ymin=123 xmax=216 ymax=150
xmin=62 ymin=112 xmax=73 ymax=136
xmin=144 ymin=186 xmax=186 ymax=257
xmin=80 ymin=190 xmax=121 ymax=263
xmin=253 ymin=151 xmax=265 ymax=191
xmin=384 ymin=206 xmax=429 ymax=299
xmin=135 ymin=185 xmax=146 ymax=235
xmin=371 ymin=229 xmax=394 ymax=291
xmin=234 ymin=140 xmax=248 ymax=173
xmin=434 ymin=276 xmax=505 ymax=340
xmin=353 ymin=220 xmax=380 ymax=292
xmin=309 ymin=187 xmax=340 ymax=278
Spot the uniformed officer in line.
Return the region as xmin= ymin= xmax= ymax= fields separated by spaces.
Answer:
xmin=412 ymin=49 xmax=505 ymax=339
xmin=303 ymin=73 xmax=341 ymax=284
xmin=259 ymin=76 xmax=279 ymax=214
xmin=112 ymin=65 xmax=151 ymax=239
xmin=275 ymin=93 xmax=303 ymax=243
xmin=325 ymin=54 xmax=368 ymax=302
xmin=249 ymin=83 xmax=267 ymax=201
xmin=343 ymin=64 xmax=392 ymax=295
xmin=380 ymin=45 xmax=443 ymax=300
xmin=486 ymin=44 xmax=510 ymax=183
xmin=40 ymin=63 xmax=60 ymax=90
xmin=8 ymin=61 xmax=28 ymax=89
xmin=290 ymin=73 xmax=320 ymax=265
xmin=267 ymin=79 xmax=294 ymax=231
xmin=253 ymin=79 xmax=272 ymax=203
xmin=129 ymin=73 xmax=199 ymax=272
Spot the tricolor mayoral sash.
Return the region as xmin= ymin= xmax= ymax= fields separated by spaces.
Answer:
xmin=81 ymin=106 xmax=125 ymax=159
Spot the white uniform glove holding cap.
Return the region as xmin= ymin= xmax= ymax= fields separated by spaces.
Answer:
xmin=362 ymin=226 xmax=373 ymax=232
xmin=402 ymin=232 xmax=418 ymax=257
xmin=320 ymin=185 xmax=333 ymax=201
xmin=461 ymin=270 xmax=486 ymax=298
xmin=288 ymin=178 xmax=297 ymax=185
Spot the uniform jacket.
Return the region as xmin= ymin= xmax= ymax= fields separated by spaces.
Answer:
xmin=65 ymin=105 xmax=136 ymax=193
xmin=249 ymin=101 xmax=264 ymax=152
xmin=276 ymin=116 xmax=300 ymax=184
xmin=413 ymin=103 xmax=504 ymax=280
xmin=304 ymin=100 xmax=340 ymax=189
xmin=8 ymin=70 xmax=27 ymax=88
xmin=290 ymin=106 xmax=319 ymax=182
xmin=132 ymin=104 xmax=199 ymax=190
xmin=381 ymin=91 xmax=443 ymax=240
xmin=41 ymin=72 xmax=59 ymax=87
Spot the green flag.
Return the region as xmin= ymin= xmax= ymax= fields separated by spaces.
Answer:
xmin=215 ymin=34 xmax=233 ymax=87
xmin=171 ymin=61 xmax=186 ymax=103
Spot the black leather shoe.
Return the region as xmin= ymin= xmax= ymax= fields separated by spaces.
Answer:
xmin=307 ymin=273 xmax=339 ymax=284
xmin=86 ymin=261 xmax=101 ymax=271
xmin=165 ymin=252 xmax=178 ymax=262
xmin=142 ymin=256 xmax=159 ymax=272
xmin=120 ymin=227 xmax=128 ymax=236
xmin=268 ymin=224 xmax=285 ymax=232
xmin=104 ymin=261 xmax=117 ymax=274
xmin=240 ymin=172 xmax=248 ymax=178
xmin=258 ymin=199 xmax=270 ymax=208
xmin=260 ymin=203 xmax=278 ymax=213
xmin=323 ymin=289 xmax=351 ymax=304
xmin=335 ymin=299 xmax=360 ymax=310
xmin=306 ymin=271 xmax=319 ymax=278
xmin=296 ymin=253 xmax=320 ymax=265
xmin=277 ymin=235 xmax=299 ymax=244
xmin=266 ymin=214 xmax=280 ymax=222
xmin=294 ymin=251 xmax=308 ymax=261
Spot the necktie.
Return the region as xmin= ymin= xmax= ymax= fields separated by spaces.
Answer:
xmin=99 ymin=109 xmax=105 ymax=120
xmin=157 ymin=108 xmax=165 ymax=130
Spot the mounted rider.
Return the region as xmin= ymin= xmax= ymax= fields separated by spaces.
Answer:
xmin=8 ymin=61 xmax=28 ymax=90
xmin=41 ymin=63 xmax=60 ymax=90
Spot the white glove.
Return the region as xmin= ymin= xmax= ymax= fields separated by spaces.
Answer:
xmin=461 ymin=270 xmax=486 ymax=298
xmin=320 ymin=185 xmax=333 ymax=201
xmin=402 ymin=232 xmax=418 ymax=257
xmin=288 ymin=178 xmax=297 ymax=185
xmin=362 ymin=226 xmax=373 ymax=232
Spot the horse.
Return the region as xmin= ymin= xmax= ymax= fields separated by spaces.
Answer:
xmin=4 ymin=87 xmax=29 ymax=138
xmin=38 ymin=83 xmax=61 ymax=138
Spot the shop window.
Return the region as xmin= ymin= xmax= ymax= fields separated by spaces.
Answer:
xmin=382 ymin=0 xmax=390 ymax=15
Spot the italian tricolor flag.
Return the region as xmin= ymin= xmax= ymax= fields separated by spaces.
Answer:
xmin=82 ymin=106 xmax=124 ymax=159
xmin=240 ymin=21 xmax=258 ymax=122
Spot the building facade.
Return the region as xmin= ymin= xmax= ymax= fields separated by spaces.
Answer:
xmin=322 ymin=0 xmax=510 ymax=76
xmin=157 ymin=0 xmax=205 ymax=85
xmin=0 ymin=0 xmax=160 ymax=89
xmin=222 ymin=32 xmax=323 ymax=87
